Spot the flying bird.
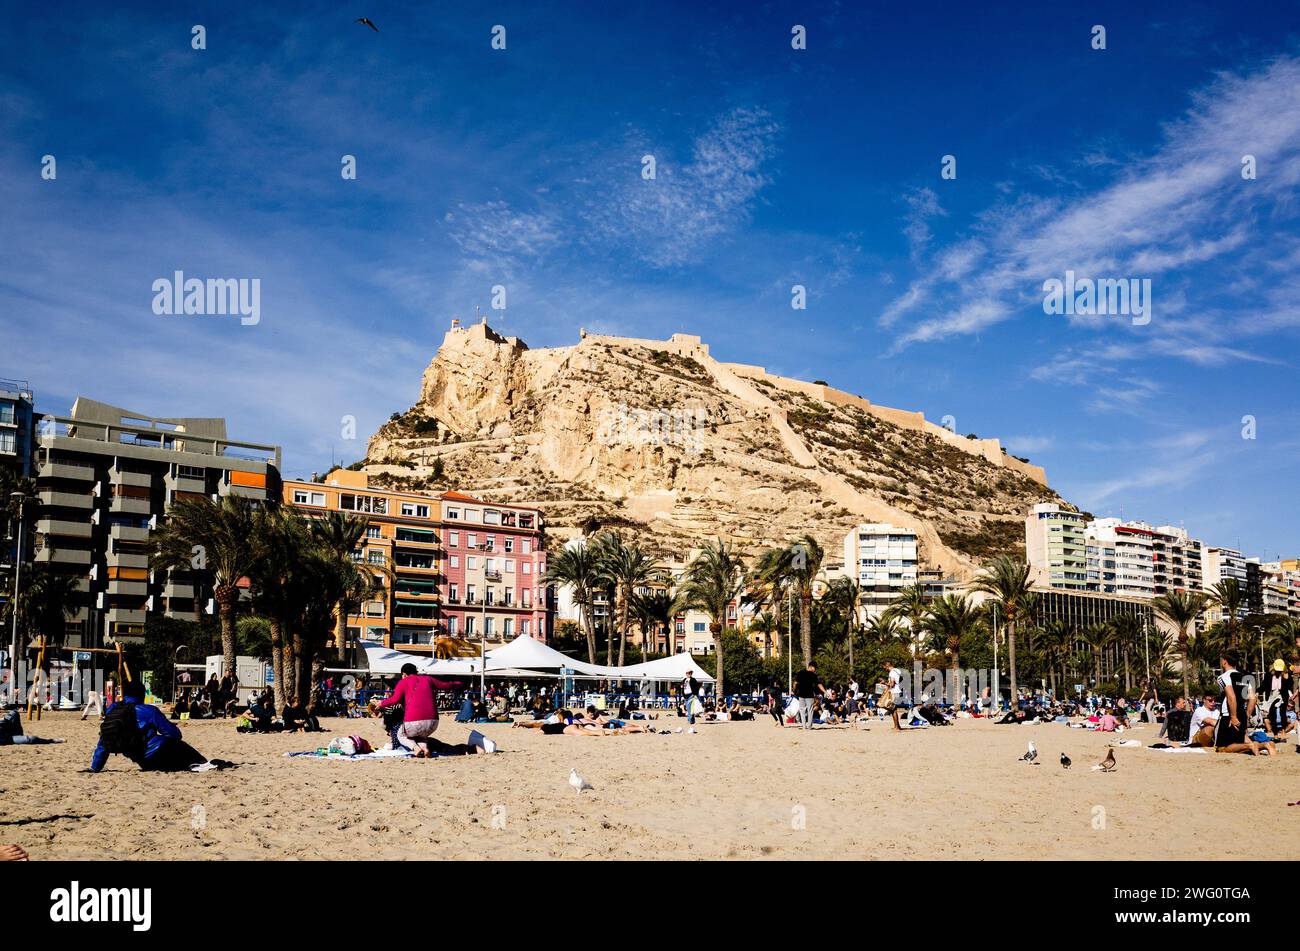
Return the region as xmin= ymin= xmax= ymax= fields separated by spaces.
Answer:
xmin=569 ymin=768 xmax=594 ymax=795
xmin=1091 ymin=749 xmax=1117 ymax=772
xmin=1060 ymin=753 xmax=1071 ymax=770
xmin=356 ymin=17 xmax=379 ymax=32
xmin=1020 ymin=741 xmax=1038 ymax=764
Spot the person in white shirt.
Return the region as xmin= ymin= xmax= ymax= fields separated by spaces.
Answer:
xmin=1187 ymin=695 xmax=1218 ymax=747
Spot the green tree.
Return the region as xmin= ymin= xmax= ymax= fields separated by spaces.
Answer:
xmin=152 ymin=495 xmax=259 ymax=678
xmin=1151 ymin=590 xmax=1206 ymax=701
xmin=920 ymin=593 xmax=982 ymax=694
xmin=543 ymin=543 xmax=603 ymax=664
xmin=970 ymin=556 xmax=1036 ymax=702
xmin=679 ymin=539 xmax=746 ymax=698
xmin=593 ymin=533 xmax=662 ymax=667
xmin=308 ymin=511 xmax=373 ymax=663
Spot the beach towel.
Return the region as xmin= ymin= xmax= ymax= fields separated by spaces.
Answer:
xmin=285 ymin=748 xmax=414 ymax=760
xmin=1144 ymin=745 xmax=1208 ymax=754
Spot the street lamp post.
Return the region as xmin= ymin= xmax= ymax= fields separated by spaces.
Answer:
xmin=9 ymin=492 xmax=26 ymax=712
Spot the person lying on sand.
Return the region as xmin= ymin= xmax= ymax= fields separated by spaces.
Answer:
xmin=370 ymin=663 xmax=464 ymax=757
xmin=0 ymin=710 xmax=65 ymax=746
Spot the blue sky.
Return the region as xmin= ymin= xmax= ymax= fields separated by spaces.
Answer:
xmin=2 ymin=0 xmax=1298 ymax=559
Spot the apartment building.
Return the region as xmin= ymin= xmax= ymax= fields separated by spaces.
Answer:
xmin=284 ymin=470 xmax=443 ymax=652
xmin=1024 ymin=503 xmax=1088 ymax=590
xmin=439 ymin=491 xmax=549 ymax=645
xmin=841 ymin=522 xmax=919 ymax=617
xmin=1202 ymin=545 xmax=1248 ymax=625
xmin=1259 ymin=562 xmax=1300 ymax=619
xmin=33 ymin=398 xmax=280 ymax=647
xmin=1085 ymin=519 xmax=1155 ymax=599
xmin=0 ymin=379 xmax=37 ymax=478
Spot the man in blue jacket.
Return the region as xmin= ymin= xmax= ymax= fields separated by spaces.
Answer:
xmin=91 ymin=680 xmax=212 ymax=772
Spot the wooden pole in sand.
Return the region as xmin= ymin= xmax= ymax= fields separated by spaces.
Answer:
xmin=26 ymin=636 xmax=47 ymax=720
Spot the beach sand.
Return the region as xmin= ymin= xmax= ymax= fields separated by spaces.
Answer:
xmin=3 ymin=712 xmax=1298 ymax=860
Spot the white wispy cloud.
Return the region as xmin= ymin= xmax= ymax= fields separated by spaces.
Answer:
xmin=879 ymin=56 xmax=1300 ymax=359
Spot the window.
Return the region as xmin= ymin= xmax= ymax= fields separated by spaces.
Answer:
xmin=363 ymin=601 xmax=385 ymax=617
xmin=340 ymin=493 xmax=386 ymax=514
xmin=449 ymin=584 xmax=458 ymax=601
xmin=467 ymin=534 xmax=477 ymax=549
xmin=484 ymin=617 xmax=494 ymax=637
xmin=448 ymin=531 xmax=459 ymax=547
xmin=504 ymin=589 xmax=513 ymax=606
xmin=367 ymin=550 xmax=385 ymax=565
xmin=449 ymin=555 xmax=459 ymax=569
xmin=484 ymin=509 xmax=500 ymax=525
xmin=505 ymin=560 xmax=515 ymax=573
xmin=366 ymin=526 xmax=381 ymax=539
xmin=485 ymin=558 xmax=496 ymax=572
xmin=522 ymin=563 xmax=531 ymax=575
xmin=464 ymin=616 xmax=475 ymax=635
xmin=447 ymin=616 xmax=458 ymax=636
xmin=693 ymin=622 xmax=706 ymax=633
xmin=485 ymin=588 xmax=495 ymax=606
xmin=466 ymin=556 xmax=477 ymax=570
xmin=522 ymin=590 xmax=531 ymax=608
xmin=396 ymin=527 xmax=436 ymax=544
xmin=446 ymin=507 xmax=460 ymax=520
xmin=466 ymin=584 xmax=476 ymax=603
xmin=520 ymin=620 xmax=529 ymax=637
xmin=464 ymin=508 xmax=480 ymax=523
xmin=0 ymin=432 xmax=14 ymax=454
xmin=177 ymin=465 xmax=204 ymax=479
xmin=504 ymin=538 xmax=514 ymax=552
xmin=522 ymin=540 xmax=532 ymax=554
xmin=292 ymin=489 xmax=326 ymax=506
xmin=400 ymin=502 xmax=430 ymax=518
xmin=503 ymin=619 xmax=513 ymax=637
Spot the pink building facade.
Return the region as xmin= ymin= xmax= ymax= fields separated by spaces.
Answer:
xmin=438 ymin=491 xmax=550 ymax=643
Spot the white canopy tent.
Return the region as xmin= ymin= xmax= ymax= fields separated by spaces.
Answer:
xmin=363 ymin=637 xmax=714 ymax=683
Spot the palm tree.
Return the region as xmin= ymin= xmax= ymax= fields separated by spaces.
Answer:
xmin=543 ymin=543 xmax=603 ymax=664
xmin=1205 ymin=579 xmax=1245 ymax=649
xmin=153 ymin=495 xmax=259 ymax=678
xmin=14 ymin=563 xmax=81 ymax=677
xmin=1038 ymin=620 xmax=1075 ymax=699
xmin=751 ymin=547 xmax=792 ymax=648
xmin=920 ymin=593 xmax=981 ymax=700
xmin=1151 ymin=590 xmax=1206 ymax=701
xmin=780 ymin=534 xmax=824 ymax=665
xmin=748 ymin=611 xmax=777 ymax=657
xmin=888 ymin=583 xmax=931 ymax=658
xmin=248 ymin=506 xmax=312 ymax=714
xmin=679 ymin=539 xmax=746 ymax=698
xmin=1080 ymin=623 xmax=1114 ymax=687
xmin=593 ymin=533 xmax=662 ymax=667
xmin=824 ymin=576 xmax=862 ymax=679
xmin=863 ymin=611 xmax=907 ymax=647
xmin=970 ymin=556 xmax=1035 ymax=703
xmin=631 ymin=588 xmax=681 ymax=655
xmin=1110 ymin=614 xmax=1142 ymax=691
xmin=307 ymin=511 xmax=372 ymax=663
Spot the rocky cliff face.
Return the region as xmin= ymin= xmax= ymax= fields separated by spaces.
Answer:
xmin=364 ymin=321 xmax=1070 ymax=576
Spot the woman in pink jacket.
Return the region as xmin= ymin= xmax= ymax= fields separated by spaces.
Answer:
xmin=374 ymin=663 xmax=469 ymax=756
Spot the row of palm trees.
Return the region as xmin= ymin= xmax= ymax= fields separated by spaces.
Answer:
xmin=151 ymin=496 xmax=385 ymax=714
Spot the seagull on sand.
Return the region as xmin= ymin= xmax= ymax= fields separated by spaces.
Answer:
xmin=1060 ymin=753 xmax=1071 ymax=769
xmin=569 ymin=768 xmax=594 ymax=794
xmin=1020 ymin=741 xmax=1038 ymax=764
xmin=356 ymin=17 xmax=379 ymax=32
xmin=1091 ymin=749 xmax=1117 ymax=772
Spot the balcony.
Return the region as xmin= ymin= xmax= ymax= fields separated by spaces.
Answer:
xmin=36 ymin=518 xmax=91 ymax=539
xmin=108 ymin=580 xmax=148 ymax=596
xmin=35 ymin=547 xmax=92 ymax=565
xmin=39 ymin=460 xmax=95 ymax=481
xmin=164 ymin=582 xmax=195 ymax=599
xmin=39 ymin=490 xmax=92 ymax=510
xmin=165 ymin=472 xmax=206 ymax=494
xmin=106 ymin=550 xmax=149 ymax=570
xmin=110 ymin=524 xmax=150 ymax=543
xmin=110 ymin=468 xmax=152 ymax=489
xmin=109 ymin=496 xmax=152 ymax=516
xmin=484 ymin=570 xmax=502 ymax=582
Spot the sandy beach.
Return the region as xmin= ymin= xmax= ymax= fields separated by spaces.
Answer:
xmin=4 ymin=712 xmax=1299 ymax=861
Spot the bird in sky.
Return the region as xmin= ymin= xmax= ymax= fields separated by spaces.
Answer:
xmin=569 ymin=768 xmax=594 ymax=794
xmin=356 ymin=17 xmax=379 ymax=32
xmin=1060 ymin=753 xmax=1071 ymax=769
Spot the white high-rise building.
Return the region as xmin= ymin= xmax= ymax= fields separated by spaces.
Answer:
xmin=1085 ymin=518 xmax=1155 ymax=600
xmin=841 ymin=523 xmax=918 ymax=616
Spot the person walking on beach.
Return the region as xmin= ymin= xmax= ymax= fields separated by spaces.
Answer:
xmin=793 ymin=662 xmax=824 ymax=731
xmin=880 ymin=661 xmax=904 ymax=732
xmin=682 ymin=672 xmax=702 ymax=727
xmin=765 ymin=678 xmax=785 ymax=728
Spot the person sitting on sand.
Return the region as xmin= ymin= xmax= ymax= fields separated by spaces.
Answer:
xmin=91 ymin=680 xmax=218 ymax=772
xmin=0 ymin=709 xmax=64 ymax=746
xmin=1096 ymin=708 xmax=1119 ymax=732
xmin=370 ymin=663 xmax=463 ymax=757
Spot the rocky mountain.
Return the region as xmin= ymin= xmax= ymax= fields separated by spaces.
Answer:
xmin=363 ymin=320 xmax=1072 ymax=577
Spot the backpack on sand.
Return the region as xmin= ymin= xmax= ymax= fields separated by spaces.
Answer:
xmin=100 ymin=703 xmax=146 ymax=761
